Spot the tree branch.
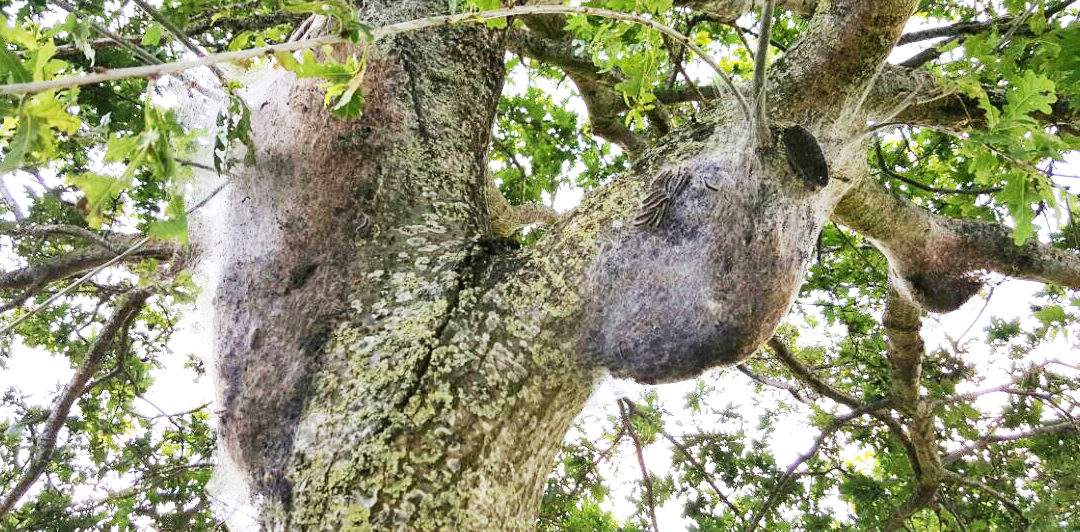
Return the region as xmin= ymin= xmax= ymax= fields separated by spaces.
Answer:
xmin=658 ymin=427 xmax=743 ymax=521
xmin=0 ymin=237 xmax=177 ymax=293
xmin=769 ymin=0 xmax=918 ymax=118
xmin=618 ymin=399 xmax=660 ymax=532
xmin=768 ymin=337 xmax=921 ymax=475
xmin=883 ymin=290 xmax=924 ymax=413
xmin=867 ymin=66 xmax=1080 ymax=134
xmin=486 ymin=180 xmax=561 ymax=238
xmin=131 ymin=0 xmax=229 ymax=84
xmin=880 ymin=289 xmax=945 ymax=530
xmin=897 ymin=0 xmax=1078 ymax=46
xmin=675 ymin=0 xmax=818 ymax=22
xmin=942 ymin=419 xmax=1079 ymax=465
xmin=506 ymin=26 xmax=648 ymax=152
xmin=942 ymin=470 xmax=1028 ymax=523
xmin=0 ymin=288 xmax=153 ymax=517
xmin=873 ymin=138 xmax=1002 ymax=196
xmin=0 ymin=222 xmax=127 ymax=253
xmin=833 ymin=175 xmax=1080 ymax=312
xmin=746 ymin=399 xmax=890 ymax=531
xmin=736 ymin=363 xmax=812 ymax=403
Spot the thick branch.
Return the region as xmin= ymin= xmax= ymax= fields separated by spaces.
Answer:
xmin=833 ymin=176 xmax=1080 ymax=312
xmin=881 ymin=289 xmax=944 ymax=530
xmin=0 ymin=289 xmax=152 ymax=517
xmin=675 ymin=0 xmax=818 ymax=22
xmin=486 ymin=181 xmax=561 ymax=238
xmin=883 ymin=291 xmax=924 ymax=412
xmin=867 ymin=66 xmax=1080 ymax=134
xmin=769 ymin=0 xmax=917 ymax=118
xmin=0 ymin=238 xmax=178 ymax=292
xmin=897 ymin=0 xmax=1078 ymax=46
xmin=506 ymin=25 xmax=726 ymax=150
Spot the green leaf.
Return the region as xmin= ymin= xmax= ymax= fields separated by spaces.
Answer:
xmin=69 ymin=173 xmax=125 ymax=228
xmin=147 ymin=195 xmax=188 ymax=243
xmin=999 ymin=172 xmax=1039 ymax=245
xmin=0 ymin=39 xmax=32 ymax=84
xmin=1004 ymin=70 xmax=1057 ymax=119
xmin=1034 ymin=305 xmax=1066 ymax=327
xmin=0 ymin=116 xmax=34 ymax=175
xmin=141 ymin=23 xmax=164 ymax=47
xmin=62 ymin=13 xmax=95 ymax=64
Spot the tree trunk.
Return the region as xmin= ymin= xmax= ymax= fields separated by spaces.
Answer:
xmin=205 ymin=0 xmax=983 ymax=529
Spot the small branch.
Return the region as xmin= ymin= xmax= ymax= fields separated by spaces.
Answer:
xmin=942 ymin=419 xmax=1079 ymax=465
xmin=943 ymin=471 xmax=1028 ymax=524
xmin=736 ymin=364 xmax=812 ymax=403
xmin=752 ymin=0 xmax=776 ymax=146
xmin=0 ymin=222 xmax=126 ymax=253
xmin=767 ymin=337 xmax=862 ymax=410
xmin=52 ymin=0 xmax=163 ymax=66
xmin=131 ymin=0 xmax=229 ymax=84
xmin=874 ymin=138 xmax=1002 ymax=195
xmin=0 ymin=177 xmax=25 ymax=220
xmin=745 ymin=400 xmax=891 ymax=531
xmin=897 ymin=0 xmax=1078 ymax=45
xmin=931 ymin=359 xmax=1058 ymax=409
xmin=0 ymin=288 xmax=152 ymax=517
xmin=769 ymin=336 xmax=922 ymax=475
xmin=0 ymin=181 xmax=227 ymax=337
xmin=659 ymin=428 xmax=743 ymax=521
xmin=618 ymin=399 xmax=660 ymax=532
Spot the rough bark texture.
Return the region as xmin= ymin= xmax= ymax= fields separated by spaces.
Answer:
xmin=203 ymin=0 xmax=1080 ymax=529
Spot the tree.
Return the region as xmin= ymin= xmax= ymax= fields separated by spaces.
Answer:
xmin=1 ymin=0 xmax=1080 ymax=529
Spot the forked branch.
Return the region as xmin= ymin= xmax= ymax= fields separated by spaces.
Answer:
xmin=0 ymin=288 xmax=152 ymax=517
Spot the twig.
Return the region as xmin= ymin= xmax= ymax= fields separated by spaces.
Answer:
xmin=658 ymin=428 xmax=743 ymax=520
xmin=736 ymin=364 xmax=812 ymax=403
xmin=953 ymin=285 xmax=995 ymax=344
xmin=942 ymin=470 xmax=1028 ymax=523
xmin=752 ymin=0 xmax=776 ymax=145
xmin=874 ymin=137 xmax=1002 ymax=195
xmin=745 ymin=400 xmax=890 ymax=531
xmin=52 ymin=0 xmax=163 ymax=66
xmin=618 ymin=398 xmax=660 ymax=532
xmin=2 ymin=6 xmax=753 ymax=118
xmin=942 ymin=419 xmax=1079 ymax=465
xmin=0 ymin=289 xmax=152 ymax=517
xmin=131 ymin=0 xmax=229 ymax=84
